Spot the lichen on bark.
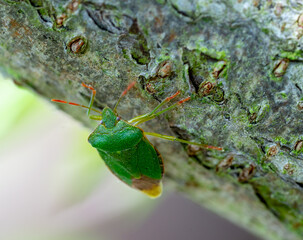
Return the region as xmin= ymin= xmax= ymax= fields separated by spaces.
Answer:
xmin=1 ymin=0 xmax=303 ymax=239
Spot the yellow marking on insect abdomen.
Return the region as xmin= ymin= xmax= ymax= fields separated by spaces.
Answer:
xmin=141 ymin=182 xmax=162 ymax=198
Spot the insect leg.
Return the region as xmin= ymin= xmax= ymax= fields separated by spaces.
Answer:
xmin=114 ymin=81 xmax=136 ymax=112
xmin=90 ymin=115 xmax=102 ymax=120
xmin=148 ymin=91 xmax=181 ymax=115
xmin=129 ymin=96 xmax=191 ymax=126
xmin=128 ymin=91 xmax=182 ymax=124
xmin=51 ymin=99 xmax=102 ymax=114
xmin=144 ymin=132 xmax=223 ymax=151
xmin=81 ymin=83 xmax=96 ymax=116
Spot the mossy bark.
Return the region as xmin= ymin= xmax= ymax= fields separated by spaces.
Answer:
xmin=1 ymin=0 xmax=303 ymax=239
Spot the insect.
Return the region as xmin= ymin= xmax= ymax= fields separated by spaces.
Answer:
xmin=51 ymin=82 xmax=222 ymax=198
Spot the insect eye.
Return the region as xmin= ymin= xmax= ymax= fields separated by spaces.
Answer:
xmin=116 ymin=116 xmax=121 ymax=121
xmin=100 ymin=120 xmax=103 ymax=124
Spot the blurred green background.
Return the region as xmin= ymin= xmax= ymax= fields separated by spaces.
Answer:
xmin=0 ymin=76 xmax=156 ymax=240
xmin=0 ymin=76 xmax=259 ymax=240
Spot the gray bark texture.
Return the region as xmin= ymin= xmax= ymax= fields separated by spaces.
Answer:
xmin=1 ymin=0 xmax=303 ymax=239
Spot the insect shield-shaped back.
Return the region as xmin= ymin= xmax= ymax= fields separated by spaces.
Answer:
xmin=88 ymin=107 xmax=164 ymax=198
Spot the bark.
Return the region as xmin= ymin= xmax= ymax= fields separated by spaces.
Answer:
xmin=1 ymin=0 xmax=303 ymax=239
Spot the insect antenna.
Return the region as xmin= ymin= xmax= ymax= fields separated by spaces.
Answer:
xmin=114 ymin=81 xmax=136 ymax=113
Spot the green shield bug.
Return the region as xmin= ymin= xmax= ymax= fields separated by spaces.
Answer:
xmin=52 ymin=82 xmax=222 ymax=198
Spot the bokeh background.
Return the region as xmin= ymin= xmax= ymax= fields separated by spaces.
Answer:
xmin=0 ymin=76 xmax=260 ymax=240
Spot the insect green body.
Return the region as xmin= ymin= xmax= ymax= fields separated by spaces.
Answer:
xmin=88 ymin=107 xmax=163 ymax=197
xmin=51 ymin=82 xmax=222 ymax=198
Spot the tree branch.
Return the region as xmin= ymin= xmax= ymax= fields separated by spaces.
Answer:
xmin=1 ymin=0 xmax=303 ymax=239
